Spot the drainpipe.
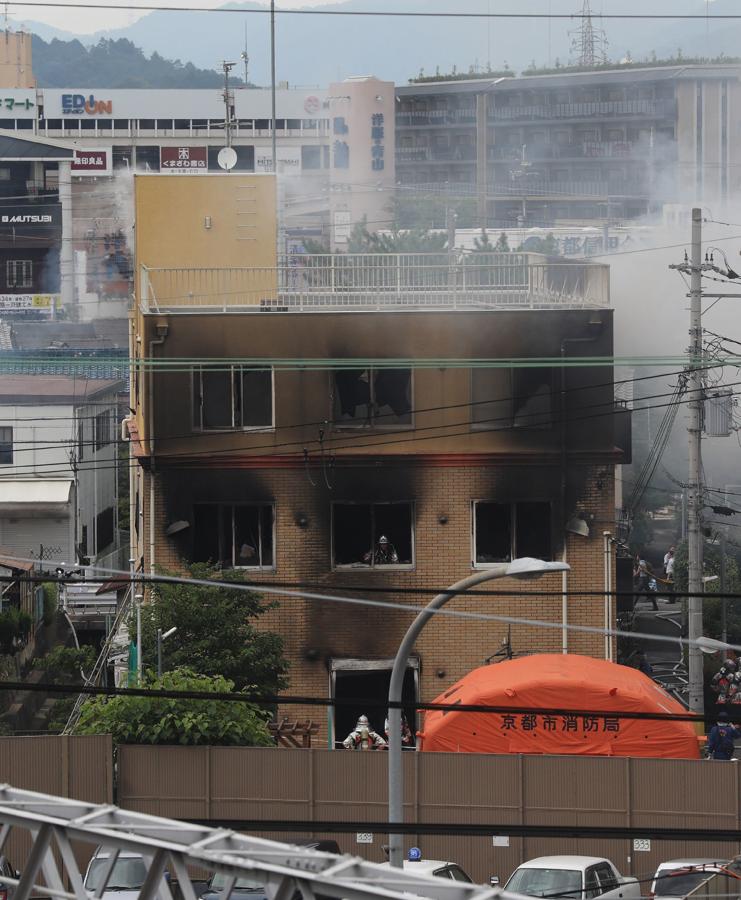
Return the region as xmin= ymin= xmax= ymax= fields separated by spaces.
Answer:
xmin=148 ymin=324 xmax=168 ymax=577
xmin=58 ymin=160 xmax=74 ymax=316
xmin=560 ymin=322 xmax=603 ymax=653
xmin=603 ymin=531 xmax=612 ymax=660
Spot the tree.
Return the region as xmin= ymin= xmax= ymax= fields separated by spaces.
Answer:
xmin=137 ymin=563 xmax=288 ymax=696
xmin=471 ymin=229 xmax=493 ymax=252
xmin=35 ymin=645 xmax=96 ymax=732
xmin=347 ymin=219 xmax=448 ymax=253
xmin=74 ymin=669 xmax=273 ymax=746
xmin=494 ymin=232 xmax=510 ymax=253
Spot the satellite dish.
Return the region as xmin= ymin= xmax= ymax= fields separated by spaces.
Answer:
xmin=217 ymin=146 xmax=237 ymax=171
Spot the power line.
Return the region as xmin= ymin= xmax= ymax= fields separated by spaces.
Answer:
xmin=0 ymin=679 xmax=709 ymax=723
xmin=0 ymin=377 xmax=716 ymax=478
xmin=10 ymin=1 xmax=741 ymax=18
xmin=5 ymin=559 xmax=740 ymax=655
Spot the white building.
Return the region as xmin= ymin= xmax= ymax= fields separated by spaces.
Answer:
xmin=0 ymin=375 xmax=123 ymax=567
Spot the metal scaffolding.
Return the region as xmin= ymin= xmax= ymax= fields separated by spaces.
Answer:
xmin=0 ymin=785 xmax=507 ymax=900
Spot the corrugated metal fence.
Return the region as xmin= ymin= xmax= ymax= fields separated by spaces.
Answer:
xmin=117 ymin=747 xmax=741 ymax=886
xmin=0 ymin=735 xmax=113 ymax=874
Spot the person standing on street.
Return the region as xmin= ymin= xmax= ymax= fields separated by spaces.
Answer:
xmin=707 ymin=711 xmax=741 ymax=760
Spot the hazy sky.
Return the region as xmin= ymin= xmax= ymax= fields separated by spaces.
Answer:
xmin=9 ymin=0 xmax=334 ymax=36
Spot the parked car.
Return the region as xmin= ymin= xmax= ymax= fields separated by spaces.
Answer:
xmin=502 ymin=856 xmax=640 ymax=900
xmin=200 ymin=840 xmax=342 ymax=900
xmin=83 ymin=850 xmax=151 ymax=900
xmin=379 ymin=850 xmax=474 ymax=883
xmin=0 ymin=854 xmax=19 ymax=900
xmin=649 ymin=860 xmax=728 ymax=900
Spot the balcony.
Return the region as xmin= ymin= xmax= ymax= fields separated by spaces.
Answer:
xmin=139 ymin=253 xmax=609 ymax=314
xmin=488 ymin=179 xmax=648 ymax=198
xmin=396 ymin=145 xmax=477 ymax=163
xmin=488 ymin=98 xmax=676 ymax=122
xmin=396 ymin=109 xmax=477 ymax=128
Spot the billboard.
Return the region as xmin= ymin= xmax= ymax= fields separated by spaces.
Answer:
xmin=160 ymin=146 xmax=207 ymax=174
xmin=0 ymin=294 xmax=60 ymax=314
xmin=255 ymin=147 xmax=301 ymax=174
xmin=71 ymin=148 xmax=112 ymax=176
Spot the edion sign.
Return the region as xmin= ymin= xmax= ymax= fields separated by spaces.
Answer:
xmin=62 ymin=94 xmax=112 ymax=115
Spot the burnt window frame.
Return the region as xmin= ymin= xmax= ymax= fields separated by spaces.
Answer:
xmin=471 ymin=499 xmax=553 ymax=567
xmin=470 ymin=366 xmax=555 ymax=431
xmin=331 ymin=367 xmax=414 ymax=430
xmin=0 ymin=426 xmax=12 ymax=464
xmin=331 ymin=500 xmax=415 ymax=571
xmin=192 ymin=364 xmax=275 ymax=432
xmin=192 ymin=501 xmax=276 ymax=571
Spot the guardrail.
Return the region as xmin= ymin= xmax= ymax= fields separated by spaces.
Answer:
xmin=139 ymin=253 xmax=609 ymax=313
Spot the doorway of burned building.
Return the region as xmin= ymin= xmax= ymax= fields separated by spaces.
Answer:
xmin=329 ymin=658 xmax=418 ymax=750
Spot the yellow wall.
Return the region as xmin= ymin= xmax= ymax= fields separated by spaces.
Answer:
xmin=0 ymin=31 xmax=34 ymax=89
xmin=133 ymin=173 xmax=277 ymax=448
xmin=134 ymin=173 xmax=277 ymax=270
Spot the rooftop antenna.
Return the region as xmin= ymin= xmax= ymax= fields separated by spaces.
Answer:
xmin=240 ymin=20 xmax=249 ymax=87
xmin=569 ymin=0 xmax=608 ymax=67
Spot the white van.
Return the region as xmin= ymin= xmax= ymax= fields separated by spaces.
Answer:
xmin=649 ymin=860 xmax=727 ymax=900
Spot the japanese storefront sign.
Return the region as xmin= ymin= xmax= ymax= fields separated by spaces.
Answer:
xmin=160 ymin=146 xmax=207 ymax=174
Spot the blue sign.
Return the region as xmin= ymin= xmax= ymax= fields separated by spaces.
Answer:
xmin=408 ymin=847 xmax=422 ymax=862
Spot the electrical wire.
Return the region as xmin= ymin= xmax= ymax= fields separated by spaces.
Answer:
xmin=5 ymin=557 xmax=741 ymax=656
xmin=10 ymin=1 xmax=741 ymax=18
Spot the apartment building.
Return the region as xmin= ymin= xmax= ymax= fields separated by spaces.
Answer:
xmin=396 ymin=64 xmax=741 ymax=227
xmin=129 ymin=173 xmax=629 ymax=744
xmin=0 ymin=375 xmax=123 ymax=566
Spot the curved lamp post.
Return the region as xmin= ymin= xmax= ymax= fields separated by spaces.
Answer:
xmin=387 ymin=557 xmax=570 ymax=868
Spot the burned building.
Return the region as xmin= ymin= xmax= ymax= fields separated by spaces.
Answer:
xmin=129 ymin=173 xmax=628 ymax=745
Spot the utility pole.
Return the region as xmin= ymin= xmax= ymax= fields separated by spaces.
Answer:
xmin=687 ymin=207 xmax=704 ymax=714
xmin=241 ymin=22 xmax=249 ymax=87
xmin=270 ymin=0 xmax=277 ymax=173
xmin=721 ymin=530 xmax=728 ymax=646
xmin=221 ymin=60 xmax=236 ymax=149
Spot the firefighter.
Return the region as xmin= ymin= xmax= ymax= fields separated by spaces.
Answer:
xmin=342 ymin=715 xmax=387 ymax=750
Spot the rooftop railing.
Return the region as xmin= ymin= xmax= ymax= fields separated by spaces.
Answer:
xmin=139 ymin=252 xmax=609 ymax=314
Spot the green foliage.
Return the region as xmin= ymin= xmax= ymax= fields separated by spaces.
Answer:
xmin=74 ymin=668 xmax=273 ymax=746
xmin=31 ymin=35 xmax=247 ymax=89
xmin=673 ymin=540 xmax=741 ymax=646
xmin=36 ymin=644 xmax=97 ymax=731
xmin=37 ymin=645 xmax=96 ymax=682
xmin=346 ymin=220 xmax=448 ymax=253
xmin=494 ymin=232 xmax=510 ymax=253
xmin=0 ymin=608 xmax=32 ymax=654
xmin=409 ymin=68 xmax=514 ymax=83
xmin=136 ymin=563 xmax=288 ymax=695
xmin=518 ymin=234 xmax=560 ymax=255
xmin=41 ymin=582 xmax=58 ymax=627
xmin=471 ymin=229 xmax=493 ymax=252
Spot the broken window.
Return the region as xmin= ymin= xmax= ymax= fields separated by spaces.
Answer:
xmin=333 ymin=502 xmax=413 ymax=568
xmin=473 ymin=501 xmax=552 ymax=564
xmin=193 ymin=366 xmax=273 ymax=431
xmin=333 ymin=368 xmax=412 ymax=427
xmin=192 ymin=503 xmax=274 ymax=569
xmin=471 ymin=367 xmax=553 ymax=430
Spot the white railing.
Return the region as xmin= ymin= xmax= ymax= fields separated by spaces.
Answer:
xmin=139 ymin=252 xmax=609 ymax=313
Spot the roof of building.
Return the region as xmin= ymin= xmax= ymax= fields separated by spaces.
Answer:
xmin=0 ymin=130 xmax=75 ymax=160
xmin=396 ymin=63 xmax=741 ymax=96
xmin=0 ymin=548 xmax=33 ymax=571
xmin=0 ymin=480 xmax=73 ymax=505
xmin=9 ymin=319 xmax=129 ymax=351
xmin=0 ymin=375 xmax=123 ymax=403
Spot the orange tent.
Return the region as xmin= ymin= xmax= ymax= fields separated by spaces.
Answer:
xmin=419 ymin=654 xmax=700 ymax=759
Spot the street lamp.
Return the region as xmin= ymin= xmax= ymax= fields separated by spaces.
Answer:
xmin=387 ymin=557 xmax=570 ymax=868
xmin=157 ymin=626 xmax=177 ymax=678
